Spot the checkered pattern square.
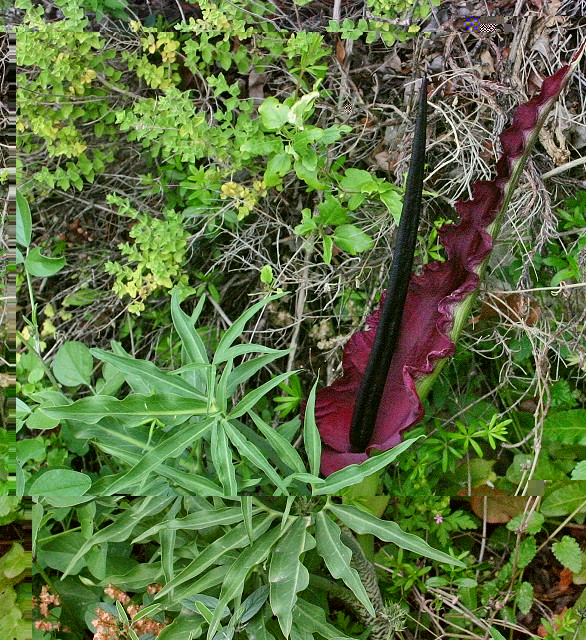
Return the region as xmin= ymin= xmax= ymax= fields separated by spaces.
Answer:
xmin=463 ymin=17 xmax=499 ymax=35
xmin=478 ymin=23 xmax=497 ymax=34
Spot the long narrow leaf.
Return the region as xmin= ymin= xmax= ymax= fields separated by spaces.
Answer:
xmin=91 ymin=349 xmax=207 ymax=400
xmin=207 ymin=524 xmax=286 ymax=640
xmin=171 ymin=289 xmax=209 ymax=366
xmin=328 ymin=504 xmax=465 ymax=567
xmin=211 ymin=421 xmax=238 ymax=496
xmin=62 ymin=497 xmax=174 ymax=578
xmin=315 ymin=511 xmax=375 ymax=616
xmin=133 ymin=507 xmax=251 ymax=543
xmin=155 ymin=515 xmax=277 ymax=600
xmin=303 ymin=379 xmax=321 ymax=477
xmin=313 ymin=437 xmax=420 ymax=495
xmin=249 ymin=411 xmax=306 ymax=474
xmin=43 ymin=393 xmax=215 ymax=424
xmin=226 ymin=350 xmax=290 ymax=396
xmin=229 ymin=370 xmax=294 ymax=420
xmin=83 ymin=424 xmax=223 ymax=495
xmin=94 ymin=418 xmax=215 ymax=495
xmin=293 ymin=598 xmax=356 ymax=640
xmin=213 ymin=292 xmax=287 ymax=364
xmin=223 ymin=419 xmax=289 ymax=494
xmin=269 ymin=518 xmax=313 ymax=638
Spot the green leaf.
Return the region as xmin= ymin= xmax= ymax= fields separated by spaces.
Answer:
xmin=229 ymin=370 xmax=293 ymax=419
xmin=379 ymin=189 xmax=403 ymax=224
xmin=249 ymin=411 xmax=306 ymax=474
xmin=79 ymin=424 xmax=223 ymax=495
xmin=16 ymin=189 xmax=32 ymax=248
xmin=303 ymin=379 xmax=321 ymax=478
xmin=223 ymin=419 xmax=289 ymax=494
xmin=207 ymin=524 xmax=285 ymax=640
xmin=227 ymin=351 xmax=289 ymax=397
xmin=171 ymin=290 xmax=209 ymax=376
xmin=541 ymin=481 xmax=586 ymax=517
xmin=245 ymin=610 xmax=276 ymax=640
xmin=29 ymin=469 xmax=91 ymax=497
xmin=43 ymin=393 xmax=213 ymax=424
xmin=552 ymin=535 xmax=582 ymax=573
xmin=517 ymin=537 xmax=537 ymax=569
xmin=259 ymin=97 xmax=290 ymax=130
xmin=515 ymin=581 xmax=533 ymax=615
xmin=158 ymin=618 xmax=204 ymax=640
xmin=269 ymin=518 xmax=313 ymax=637
xmin=288 ymin=91 xmax=319 ymax=128
xmin=237 ymin=586 xmax=270 ymax=625
xmin=212 ymin=421 xmax=238 ymax=496
xmin=214 ymin=292 xmax=287 ymax=364
xmin=489 ymin=629 xmax=507 ymax=640
xmin=52 ymin=341 xmax=94 ymax=386
xmin=90 ymin=349 xmax=207 ymax=400
xmin=315 ymin=511 xmax=375 ymax=616
xmin=264 ymin=152 xmax=291 ymax=187
xmin=93 ymin=418 xmax=215 ymax=495
xmin=322 ymin=235 xmax=333 ymax=264
xmin=242 ymin=496 xmax=254 ymax=545
xmin=133 ymin=507 xmax=249 ymax=543
xmin=293 ymin=160 xmax=326 ymax=190
xmin=317 ymin=195 xmax=348 ymax=226
xmin=260 ymin=264 xmax=274 ymax=285
xmin=339 ymin=168 xmax=376 ymax=193
xmin=333 ymin=224 xmax=374 ymax=255
xmin=327 ymin=504 xmax=466 ymax=567
xmin=314 ymin=437 xmax=420 ymax=495
xmin=543 ymin=410 xmax=586 ymax=445
xmin=155 ymin=515 xmax=277 ymax=601
xmin=293 ymin=598 xmax=356 ymax=640
xmin=25 ymin=409 xmax=60 ymax=431
xmin=62 ymin=496 xmax=174 ymax=578
xmin=24 ymin=247 xmax=66 ymax=277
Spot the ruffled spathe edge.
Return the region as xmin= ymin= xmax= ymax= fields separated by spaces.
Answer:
xmin=313 ymin=42 xmax=585 ymax=476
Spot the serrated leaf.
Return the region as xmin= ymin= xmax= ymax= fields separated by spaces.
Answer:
xmin=517 ymin=537 xmax=537 ymax=569
xmin=552 ymin=535 xmax=582 ymax=573
xmin=543 ymin=410 xmax=586 ymax=445
xmin=515 ymin=581 xmax=533 ymax=615
xmin=541 ymin=481 xmax=586 ymax=517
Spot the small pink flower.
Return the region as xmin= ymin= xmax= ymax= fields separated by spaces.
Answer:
xmin=434 ymin=514 xmax=444 ymax=524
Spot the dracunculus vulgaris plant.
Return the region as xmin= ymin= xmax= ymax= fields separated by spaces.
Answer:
xmin=311 ymin=43 xmax=586 ymax=481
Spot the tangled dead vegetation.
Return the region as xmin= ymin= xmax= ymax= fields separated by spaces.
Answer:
xmin=16 ymin=11 xmax=586 ymax=422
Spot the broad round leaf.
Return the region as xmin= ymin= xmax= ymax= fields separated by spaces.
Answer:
xmin=52 ymin=341 xmax=94 ymax=387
